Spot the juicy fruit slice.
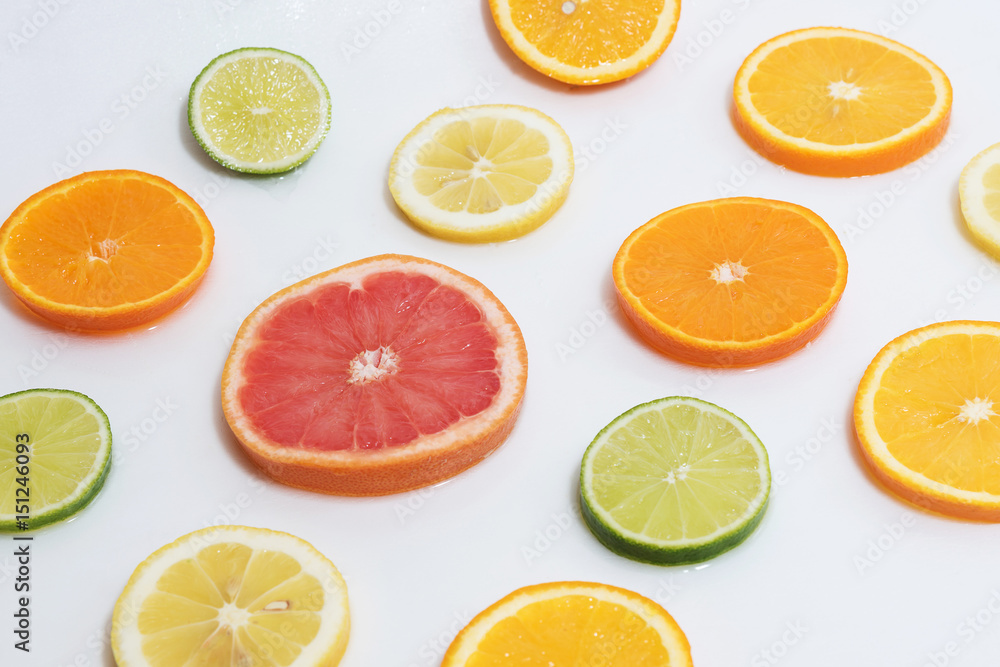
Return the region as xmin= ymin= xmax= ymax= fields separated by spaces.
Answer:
xmin=222 ymin=254 xmax=528 ymax=496
xmin=0 ymin=389 xmax=111 ymax=531
xmin=111 ymin=525 xmax=350 ymax=667
xmin=855 ymin=321 xmax=1000 ymax=520
xmin=188 ymin=47 xmax=331 ymax=174
xmin=442 ymin=581 xmax=692 ymax=666
xmin=613 ymin=197 xmax=848 ymax=367
xmin=581 ymin=396 xmax=770 ymax=564
xmin=0 ymin=170 xmax=214 ymax=331
xmin=959 ymin=142 xmax=1000 ymax=259
xmin=734 ymin=27 xmax=952 ymax=176
xmin=388 ymin=105 xmax=574 ymax=242
xmin=489 ymin=0 xmax=681 ymax=85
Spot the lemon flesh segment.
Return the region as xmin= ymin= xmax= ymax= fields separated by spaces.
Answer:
xmin=960 ymin=143 xmax=1000 ymax=259
xmin=113 ymin=526 xmax=350 ymax=667
xmin=389 ymin=105 xmax=574 ymax=242
xmin=581 ymin=396 xmax=770 ymax=564
xmin=0 ymin=388 xmax=111 ymax=532
xmin=189 ymin=48 xmax=331 ymax=174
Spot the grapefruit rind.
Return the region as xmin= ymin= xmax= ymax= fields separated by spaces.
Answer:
xmin=0 ymin=170 xmax=214 ymax=332
xmin=612 ymin=197 xmax=848 ymax=367
xmin=222 ymin=254 xmax=528 ymax=496
xmin=733 ymin=27 xmax=952 ymax=177
xmin=854 ymin=321 xmax=1000 ymax=521
xmin=442 ymin=581 xmax=692 ymax=666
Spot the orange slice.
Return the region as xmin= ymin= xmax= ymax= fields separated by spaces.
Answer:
xmin=613 ymin=197 xmax=848 ymax=367
xmin=855 ymin=321 xmax=1000 ymax=521
xmin=488 ymin=0 xmax=681 ymax=85
xmin=0 ymin=170 xmax=214 ymax=331
xmin=222 ymin=254 xmax=528 ymax=496
xmin=733 ymin=27 xmax=952 ymax=176
xmin=442 ymin=581 xmax=693 ymax=666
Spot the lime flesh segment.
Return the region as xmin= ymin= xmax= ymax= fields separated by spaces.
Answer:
xmin=580 ymin=396 xmax=770 ymax=564
xmin=0 ymin=389 xmax=111 ymax=531
xmin=188 ymin=47 xmax=331 ymax=174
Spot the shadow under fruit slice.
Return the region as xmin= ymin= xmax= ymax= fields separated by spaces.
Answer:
xmin=854 ymin=321 xmax=1000 ymax=520
xmin=442 ymin=581 xmax=692 ymax=666
xmin=0 ymin=170 xmax=214 ymax=331
xmin=613 ymin=197 xmax=848 ymax=367
xmin=111 ymin=525 xmax=350 ymax=667
xmin=221 ymin=254 xmax=528 ymax=496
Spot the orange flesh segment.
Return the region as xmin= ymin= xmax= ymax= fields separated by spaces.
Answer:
xmin=874 ymin=333 xmax=1000 ymax=494
xmin=621 ymin=201 xmax=842 ymax=342
xmin=467 ymin=596 xmax=671 ymax=664
xmin=507 ymin=0 xmax=663 ymax=67
xmin=239 ymin=271 xmax=501 ymax=451
xmin=4 ymin=177 xmax=206 ymax=307
xmin=747 ymin=36 xmax=937 ymax=145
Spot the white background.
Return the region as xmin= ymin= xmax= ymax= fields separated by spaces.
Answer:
xmin=2 ymin=0 xmax=1000 ymax=665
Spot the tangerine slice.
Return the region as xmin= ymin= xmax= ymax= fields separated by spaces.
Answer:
xmin=613 ymin=197 xmax=848 ymax=367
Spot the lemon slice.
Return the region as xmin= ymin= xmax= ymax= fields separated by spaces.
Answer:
xmin=388 ymin=104 xmax=574 ymax=242
xmin=960 ymin=142 xmax=1000 ymax=258
xmin=111 ymin=526 xmax=350 ymax=666
xmin=0 ymin=388 xmax=111 ymax=531
xmin=581 ymin=396 xmax=771 ymax=564
xmin=188 ymin=47 xmax=331 ymax=174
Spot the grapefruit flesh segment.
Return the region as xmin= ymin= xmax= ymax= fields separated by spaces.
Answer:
xmin=222 ymin=255 xmax=527 ymax=496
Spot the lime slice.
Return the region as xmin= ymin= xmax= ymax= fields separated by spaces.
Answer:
xmin=188 ymin=47 xmax=331 ymax=174
xmin=0 ymin=388 xmax=112 ymax=531
xmin=580 ymin=396 xmax=770 ymax=564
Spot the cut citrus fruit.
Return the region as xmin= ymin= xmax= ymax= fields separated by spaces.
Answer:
xmin=855 ymin=321 xmax=1000 ymax=521
xmin=0 ymin=388 xmax=111 ymax=532
xmin=613 ymin=197 xmax=848 ymax=367
xmin=581 ymin=396 xmax=770 ymax=564
xmin=111 ymin=525 xmax=350 ymax=667
xmin=0 ymin=170 xmax=214 ymax=331
xmin=733 ymin=27 xmax=952 ymax=176
xmin=188 ymin=47 xmax=331 ymax=174
xmin=222 ymin=254 xmax=528 ymax=496
xmin=388 ymin=105 xmax=574 ymax=242
xmin=960 ymin=142 xmax=1000 ymax=259
xmin=442 ymin=581 xmax=692 ymax=666
xmin=488 ymin=0 xmax=681 ymax=85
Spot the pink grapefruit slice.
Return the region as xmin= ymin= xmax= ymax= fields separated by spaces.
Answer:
xmin=221 ymin=254 xmax=528 ymax=496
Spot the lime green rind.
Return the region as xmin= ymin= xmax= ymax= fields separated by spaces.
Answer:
xmin=579 ymin=396 xmax=770 ymax=565
xmin=187 ymin=47 xmax=332 ymax=175
xmin=0 ymin=388 xmax=112 ymax=532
